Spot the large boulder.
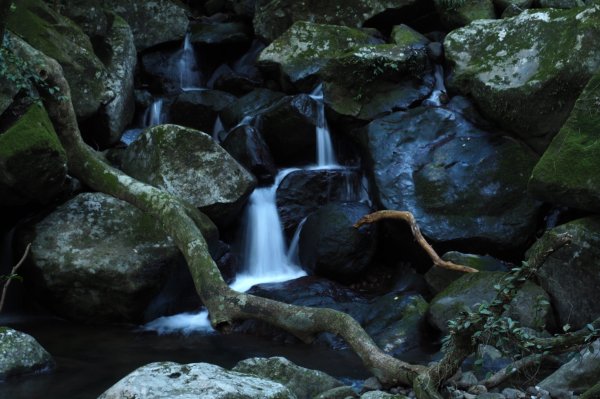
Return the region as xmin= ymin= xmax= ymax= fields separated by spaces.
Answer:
xmin=190 ymin=20 xmax=252 ymax=46
xmin=527 ymin=217 xmax=600 ymax=330
xmin=20 ymin=192 xmax=189 ymax=322
xmin=427 ymin=272 xmax=554 ymax=333
xmin=0 ymin=328 xmax=54 ymax=380
xmin=98 ymin=362 xmax=295 ymax=399
xmin=169 ymin=90 xmax=237 ymax=133
xmin=232 ymin=357 xmax=343 ymax=399
xmin=276 ymin=168 xmax=362 ymax=239
xmin=7 ymin=0 xmax=108 ymax=120
xmin=299 ymin=202 xmax=377 ymax=282
xmin=0 ymin=104 xmax=67 ymax=207
xmin=97 ymin=0 xmax=189 ymax=50
xmin=433 ymin=0 xmax=496 ymax=29
xmin=121 ymin=125 xmax=256 ymax=227
xmin=444 ymin=6 xmax=600 ymax=151
xmin=529 ymin=69 xmax=600 ymax=213
xmin=257 ymin=21 xmax=379 ymax=89
xmin=253 ymin=0 xmax=420 ymax=42
xmin=358 ymin=107 xmax=541 ymax=249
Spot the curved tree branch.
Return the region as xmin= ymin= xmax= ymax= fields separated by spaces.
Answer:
xmin=0 ymin=242 xmax=30 ymax=312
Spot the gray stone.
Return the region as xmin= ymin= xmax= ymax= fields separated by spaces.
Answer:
xmin=434 ymin=0 xmax=496 ymax=29
xmin=501 ymin=388 xmax=526 ymax=399
xmin=316 ymin=386 xmax=359 ymax=399
xmin=121 ymin=125 xmax=256 ymax=228
xmin=98 ymin=361 xmax=295 ymax=399
xmin=0 ymin=328 xmax=54 ymax=380
xmin=360 ymin=391 xmax=406 ymax=399
xmin=233 ymin=357 xmax=342 ymax=399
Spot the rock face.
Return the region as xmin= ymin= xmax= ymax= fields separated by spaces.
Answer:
xmin=0 ymin=104 xmax=67 ymax=207
xmin=529 ymin=69 xmax=600 ymax=212
xmin=427 ymin=272 xmax=554 ymax=333
xmin=7 ymin=0 xmax=108 ymax=120
xmin=98 ymin=362 xmax=295 ymax=399
xmin=253 ymin=0 xmax=419 ymax=42
xmin=97 ymin=0 xmax=189 ymax=50
xmin=444 ymin=6 xmax=600 ymax=151
xmin=299 ymin=203 xmax=377 ymax=282
xmin=528 ymin=217 xmax=600 ymax=329
xmin=121 ymin=125 xmax=256 ymax=228
xmin=22 ymin=192 xmax=182 ymax=322
xmin=434 ymin=0 xmax=496 ymax=29
xmin=257 ymin=21 xmax=379 ymax=88
xmin=232 ymin=357 xmax=342 ymax=399
xmin=169 ymin=90 xmax=237 ymax=133
xmin=0 ymin=328 xmax=54 ymax=380
xmin=358 ymin=107 xmax=541 ymax=249
xmin=220 ymin=88 xmax=285 ymax=130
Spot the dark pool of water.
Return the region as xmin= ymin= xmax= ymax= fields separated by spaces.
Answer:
xmin=0 ymin=313 xmax=374 ymax=399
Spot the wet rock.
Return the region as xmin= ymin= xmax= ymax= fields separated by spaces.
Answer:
xmin=121 ymin=125 xmax=256 ymax=228
xmin=360 ymin=391 xmax=406 ymax=399
xmin=427 ymin=272 xmax=553 ymax=333
xmin=527 ymin=216 xmax=600 ymax=329
xmin=98 ymin=361 xmax=294 ymax=399
xmin=7 ymin=0 xmax=108 ymax=120
xmin=445 ymin=7 xmax=600 ymax=151
xmin=299 ymin=202 xmax=376 ymax=282
xmin=494 ymin=0 xmax=533 ymax=13
xmin=425 ymin=252 xmax=509 ymax=295
xmin=169 ymin=90 xmax=236 ymax=133
xmin=316 ymin=386 xmax=359 ymax=399
xmin=0 ymin=104 xmax=67 ymax=207
xmin=434 ymin=0 xmax=496 ymax=29
xmin=253 ymin=0 xmax=420 ymax=43
xmin=501 ymin=388 xmax=526 ymax=399
xmin=220 ymin=88 xmax=285 ymax=130
xmin=222 ymin=124 xmax=277 ymax=184
xmin=391 ymin=24 xmax=430 ymax=47
xmin=20 ymin=193 xmax=188 ymax=322
xmin=0 ymin=328 xmax=54 ymax=380
xmin=539 ymin=0 xmax=585 ymax=8
xmin=140 ymin=47 xmax=191 ymax=94
xmin=190 ymin=20 xmax=252 ymax=46
xmin=358 ymin=107 xmax=541 ymax=249
xmin=427 ymin=42 xmax=444 ymax=63
xmin=232 ymin=357 xmax=343 ymax=399
xmin=257 ymin=21 xmax=379 ymax=88
xmin=529 ymin=69 xmax=600 ymax=213
xmin=276 ymin=168 xmax=362 ymax=239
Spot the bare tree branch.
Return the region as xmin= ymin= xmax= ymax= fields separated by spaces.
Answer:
xmin=0 ymin=242 xmax=30 ymax=312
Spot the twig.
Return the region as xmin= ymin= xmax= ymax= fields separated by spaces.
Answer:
xmin=480 ymin=354 xmax=547 ymax=388
xmin=354 ymin=210 xmax=478 ymax=273
xmin=0 ymin=243 xmax=31 ymax=312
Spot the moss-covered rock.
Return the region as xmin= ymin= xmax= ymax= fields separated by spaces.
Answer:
xmin=0 ymin=103 xmax=67 ymax=207
xmin=20 ymin=192 xmax=186 ymax=322
xmin=357 ymin=107 xmax=541 ymax=249
xmin=232 ymin=357 xmax=343 ymax=399
xmin=121 ymin=125 xmax=256 ymax=228
xmin=427 ymin=271 xmax=553 ymax=333
xmin=257 ymin=21 xmax=379 ymax=88
xmin=7 ymin=0 xmax=108 ymax=119
xmin=0 ymin=328 xmax=54 ymax=380
xmin=527 ymin=216 xmax=600 ymax=329
xmin=190 ymin=20 xmax=252 ymax=46
xmin=391 ymin=24 xmax=430 ymax=48
xmin=444 ymin=6 xmax=600 ymax=151
xmin=253 ymin=0 xmax=419 ymax=42
xmin=529 ymin=69 xmax=600 ymax=212
xmin=434 ymin=0 xmax=496 ymax=29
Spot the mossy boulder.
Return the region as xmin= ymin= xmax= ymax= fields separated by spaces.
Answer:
xmin=444 ymin=6 xmax=600 ymax=151
xmin=529 ymin=69 xmax=600 ymax=213
xmin=98 ymin=362 xmax=295 ymax=399
xmin=253 ymin=0 xmax=419 ymax=42
xmin=321 ymin=44 xmax=432 ymax=120
xmin=0 ymin=328 xmax=54 ymax=380
xmin=425 ymin=252 xmax=509 ymax=294
xmin=0 ymin=104 xmax=67 ymax=207
xmin=232 ymin=357 xmax=343 ymax=399
xmin=190 ymin=20 xmax=252 ymax=46
xmin=20 ymin=192 xmax=186 ymax=322
xmin=7 ymin=0 xmax=108 ymax=119
xmin=121 ymin=125 xmax=256 ymax=228
xmin=357 ymin=107 xmax=541 ymax=249
xmin=391 ymin=24 xmax=430 ymax=48
xmin=427 ymin=271 xmax=553 ymax=333
xmin=257 ymin=21 xmax=379 ymax=89
xmin=434 ymin=0 xmax=496 ymax=29
xmin=527 ymin=216 xmax=600 ymax=329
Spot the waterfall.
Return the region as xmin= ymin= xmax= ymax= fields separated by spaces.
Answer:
xmin=309 ymin=84 xmax=338 ymax=167
xmin=144 ymin=98 xmax=166 ymax=127
xmin=424 ymin=65 xmax=447 ymax=107
xmin=212 ymin=116 xmax=224 ymax=142
xmin=178 ymin=33 xmax=202 ymax=91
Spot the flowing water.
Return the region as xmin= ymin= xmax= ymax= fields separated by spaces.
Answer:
xmin=423 ymin=64 xmax=447 ymax=107
xmin=178 ymin=33 xmax=202 ymax=91
xmin=310 ymin=84 xmax=338 ymax=167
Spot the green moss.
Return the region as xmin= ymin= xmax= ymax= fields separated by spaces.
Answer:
xmin=0 ymin=103 xmax=65 ymax=159
xmin=391 ymin=24 xmax=429 ymax=47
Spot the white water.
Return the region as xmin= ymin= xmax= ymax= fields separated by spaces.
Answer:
xmin=178 ymin=33 xmax=202 ymax=91
xmin=310 ymin=84 xmax=338 ymax=167
xmin=212 ymin=116 xmax=224 ymax=142
xmin=144 ymin=98 xmax=166 ymax=127
xmin=424 ymin=65 xmax=447 ymax=107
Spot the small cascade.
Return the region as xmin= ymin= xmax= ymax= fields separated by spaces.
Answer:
xmin=309 ymin=84 xmax=338 ymax=168
xmin=145 ymin=98 xmax=166 ymax=127
xmin=423 ymin=65 xmax=447 ymax=107
xmin=177 ymin=33 xmax=202 ymax=91
xmin=286 ymin=217 xmax=307 ymax=266
xmin=212 ymin=115 xmax=224 ymax=142
xmin=233 ymin=40 xmax=266 ymax=76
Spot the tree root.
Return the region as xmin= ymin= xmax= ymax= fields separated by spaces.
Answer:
xmin=0 ymin=243 xmax=30 ymax=312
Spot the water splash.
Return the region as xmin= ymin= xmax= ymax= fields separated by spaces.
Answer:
xmin=309 ymin=84 xmax=338 ymax=167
